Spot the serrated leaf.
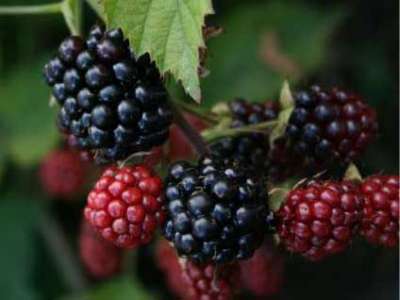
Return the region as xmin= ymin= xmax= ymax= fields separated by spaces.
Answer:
xmin=103 ymin=0 xmax=214 ymax=102
xmin=0 ymin=57 xmax=59 ymax=166
xmin=60 ymin=276 xmax=155 ymax=300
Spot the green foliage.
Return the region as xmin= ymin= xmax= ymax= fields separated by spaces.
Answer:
xmin=102 ymin=0 xmax=213 ymax=102
xmin=0 ymin=57 xmax=58 ymax=166
xmin=202 ymin=1 xmax=345 ymax=107
xmin=61 ymin=276 xmax=156 ymax=300
xmin=0 ymin=193 xmax=41 ymax=300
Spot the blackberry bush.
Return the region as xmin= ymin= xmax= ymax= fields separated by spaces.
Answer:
xmin=163 ymin=156 xmax=270 ymax=264
xmin=286 ymin=85 xmax=378 ymax=166
xmin=43 ymin=25 xmax=173 ymax=163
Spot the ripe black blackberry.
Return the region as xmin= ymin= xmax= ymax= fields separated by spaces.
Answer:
xmin=163 ymin=156 xmax=269 ymax=264
xmin=286 ymin=85 xmax=378 ymax=165
xmin=43 ymin=25 xmax=173 ymax=163
xmin=210 ymin=99 xmax=280 ymax=174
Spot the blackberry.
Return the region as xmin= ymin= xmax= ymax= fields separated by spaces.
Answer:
xmin=276 ymin=180 xmax=363 ymax=261
xmin=286 ymin=85 xmax=378 ymax=165
xmin=359 ymin=175 xmax=399 ymax=248
xmin=210 ymin=99 xmax=280 ymax=175
xmin=79 ymin=220 xmax=122 ymax=279
xmin=163 ymin=156 xmax=269 ymax=264
xmin=43 ymin=25 xmax=172 ymax=163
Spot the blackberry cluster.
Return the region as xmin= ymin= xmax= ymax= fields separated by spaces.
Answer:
xmin=43 ymin=25 xmax=172 ymax=162
xmin=163 ymin=156 xmax=269 ymax=264
xmin=286 ymin=85 xmax=378 ymax=165
xmin=210 ymin=99 xmax=280 ymax=174
xmin=276 ymin=180 xmax=363 ymax=261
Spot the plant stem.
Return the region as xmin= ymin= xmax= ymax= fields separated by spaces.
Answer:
xmin=202 ymin=120 xmax=279 ymax=142
xmin=175 ymin=100 xmax=219 ymax=124
xmin=0 ymin=3 xmax=62 ymax=15
xmin=169 ymin=99 xmax=210 ymax=156
xmin=39 ymin=207 xmax=88 ymax=292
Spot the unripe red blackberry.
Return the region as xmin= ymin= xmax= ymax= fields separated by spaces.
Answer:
xmin=286 ymin=86 xmax=378 ymax=165
xmin=79 ymin=220 xmax=122 ymax=279
xmin=239 ymin=242 xmax=284 ymax=297
xmin=211 ymin=99 xmax=280 ymax=175
xmin=39 ymin=149 xmax=87 ymax=198
xmin=181 ymin=260 xmax=239 ymax=300
xmin=163 ymin=156 xmax=270 ymax=264
xmin=276 ymin=180 xmax=363 ymax=261
xmin=84 ymin=164 xmax=165 ymax=248
xmin=44 ymin=25 xmax=172 ymax=163
xmin=155 ymin=240 xmax=189 ymax=299
xmin=359 ymin=175 xmax=399 ymax=247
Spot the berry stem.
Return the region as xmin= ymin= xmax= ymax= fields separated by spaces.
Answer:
xmin=169 ymin=99 xmax=210 ymax=156
xmin=202 ymin=120 xmax=279 ymax=142
xmin=174 ymin=100 xmax=219 ymax=124
xmin=0 ymin=2 xmax=62 ymax=15
xmin=39 ymin=208 xmax=88 ymax=292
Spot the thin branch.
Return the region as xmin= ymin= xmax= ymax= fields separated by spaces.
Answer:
xmin=202 ymin=120 xmax=279 ymax=142
xmin=0 ymin=3 xmax=62 ymax=15
xmin=175 ymin=100 xmax=219 ymax=124
xmin=169 ymin=99 xmax=210 ymax=156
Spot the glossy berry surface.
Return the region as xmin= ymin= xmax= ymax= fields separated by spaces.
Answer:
xmin=79 ymin=220 xmax=122 ymax=279
xmin=359 ymin=175 xmax=399 ymax=247
xmin=44 ymin=25 xmax=172 ymax=163
xmin=240 ymin=242 xmax=284 ymax=297
xmin=276 ymin=180 xmax=363 ymax=261
xmin=163 ymin=156 xmax=269 ymax=264
xmin=39 ymin=149 xmax=87 ymax=198
xmin=211 ymin=99 xmax=280 ymax=175
xmin=84 ymin=165 xmax=165 ymax=248
xmin=286 ymin=85 xmax=378 ymax=165
xmin=181 ymin=260 xmax=239 ymax=300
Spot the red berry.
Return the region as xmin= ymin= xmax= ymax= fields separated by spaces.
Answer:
xmin=276 ymin=180 xmax=363 ymax=261
xmin=182 ymin=260 xmax=239 ymax=300
xmin=84 ymin=165 xmax=165 ymax=248
xmin=168 ymin=113 xmax=207 ymax=161
xmin=156 ymin=239 xmax=239 ymax=300
xmin=240 ymin=242 xmax=285 ymax=297
xmin=360 ymin=175 xmax=399 ymax=247
xmin=155 ymin=240 xmax=188 ymax=299
xmin=39 ymin=149 xmax=87 ymax=198
xmin=79 ymin=220 xmax=122 ymax=279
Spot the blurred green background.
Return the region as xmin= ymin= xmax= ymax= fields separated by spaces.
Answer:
xmin=0 ymin=0 xmax=398 ymax=299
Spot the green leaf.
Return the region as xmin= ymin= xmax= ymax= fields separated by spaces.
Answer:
xmin=85 ymin=0 xmax=105 ymax=20
xmin=102 ymin=0 xmax=214 ymax=102
xmin=0 ymin=57 xmax=59 ymax=166
xmin=0 ymin=193 xmax=41 ymax=300
xmin=202 ymin=1 xmax=345 ymax=107
xmin=61 ymin=276 xmax=156 ymax=300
